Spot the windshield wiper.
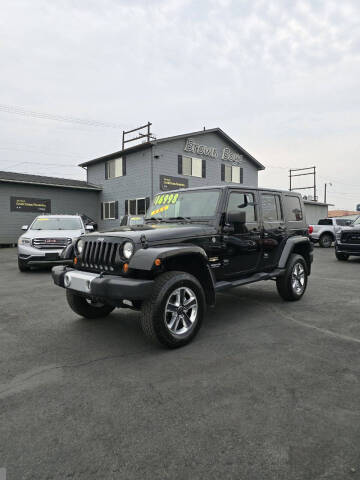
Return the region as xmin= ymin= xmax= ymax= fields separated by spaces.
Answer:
xmin=166 ymin=216 xmax=192 ymax=223
xmin=144 ymin=217 xmax=167 ymax=223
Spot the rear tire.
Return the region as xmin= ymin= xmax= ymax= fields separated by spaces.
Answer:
xmin=18 ymin=258 xmax=29 ymax=272
xmin=335 ymin=251 xmax=349 ymax=261
xmin=66 ymin=290 xmax=115 ymax=319
xmin=319 ymin=233 xmax=333 ymax=248
xmin=276 ymin=254 xmax=308 ymax=301
xmin=141 ymin=271 xmax=205 ymax=348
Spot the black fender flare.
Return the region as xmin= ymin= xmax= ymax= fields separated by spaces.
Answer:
xmin=129 ymin=245 xmax=207 ymax=270
xmin=129 ymin=245 xmax=216 ymax=306
xmin=277 ymin=236 xmax=313 ymax=271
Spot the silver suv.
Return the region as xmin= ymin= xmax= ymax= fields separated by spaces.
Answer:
xmin=18 ymin=215 xmax=94 ymax=271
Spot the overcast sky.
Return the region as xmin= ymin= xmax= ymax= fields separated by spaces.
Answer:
xmin=1 ymin=0 xmax=360 ymax=209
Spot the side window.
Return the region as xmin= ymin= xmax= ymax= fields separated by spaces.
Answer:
xmin=261 ymin=194 xmax=283 ymax=222
xmin=336 ymin=219 xmax=347 ymax=226
xmin=285 ymin=195 xmax=303 ymax=221
xmin=226 ymin=192 xmax=256 ymax=224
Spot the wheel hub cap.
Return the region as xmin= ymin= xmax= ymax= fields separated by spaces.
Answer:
xmin=165 ymin=287 xmax=198 ymax=336
xmin=291 ymin=262 xmax=305 ymax=294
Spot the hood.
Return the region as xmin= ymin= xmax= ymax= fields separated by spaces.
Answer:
xmin=21 ymin=229 xmax=84 ymax=239
xmin=84 ymin=222 xmax=217 ymax=244
xmin=340 ymin=225 xmax=360 ymax=233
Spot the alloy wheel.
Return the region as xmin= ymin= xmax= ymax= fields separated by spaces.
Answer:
xmin=291 ymin=262 xmax=306 ymax=295
xmin=164 ymin=287 xmax=198 ymax=336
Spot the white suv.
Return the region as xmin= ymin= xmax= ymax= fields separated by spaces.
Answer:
xmin=17 ymin=215 xmax=94 ymax=271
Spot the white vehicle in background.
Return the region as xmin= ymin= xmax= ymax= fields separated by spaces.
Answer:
xmin=308 ymin=217 xmax=353 ymax=248
xmin=17 ymin=215 xmax=94 ymax=271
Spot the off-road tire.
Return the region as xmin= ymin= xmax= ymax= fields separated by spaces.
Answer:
xmin=141 ymin=271 xmax=205 ymax=348
xmin=335 ymin=251 xmax=349 ymax=261
xmin=66 ymin=290 xmax=115 ymax=319
xmin=276 ymin=254 xmax=308 ymax=301
xmin=18 ymin=258 xmax=29 ymax=272
xmin=319 ymin=233 xmax=333 ymax=248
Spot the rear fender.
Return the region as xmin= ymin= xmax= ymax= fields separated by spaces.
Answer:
xmin=278 ymin=237 xmax=313 ymax=274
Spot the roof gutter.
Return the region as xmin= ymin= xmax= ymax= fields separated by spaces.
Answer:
xmin=0 ymin=178 xmax=102 ymax=191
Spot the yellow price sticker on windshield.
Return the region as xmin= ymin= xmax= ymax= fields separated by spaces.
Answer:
xmin=151 ymin=205 xmax=169 ymax=216
xmin=153 ymin=193 xmax=179 ymax=206
xmin=38 ymin=218 xmax=49 ymax=221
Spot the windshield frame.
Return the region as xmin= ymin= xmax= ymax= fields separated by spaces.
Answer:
xmin=145 ymin=188 xmax=222 ymax=223
xmin=30 ymin=216 xmax=84 ymax=231
xmin=353 ymin=216 xmax=360 ymax=226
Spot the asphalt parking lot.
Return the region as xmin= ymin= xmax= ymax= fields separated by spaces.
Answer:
xmin=0 ymin=247 xmax=359 ymax=480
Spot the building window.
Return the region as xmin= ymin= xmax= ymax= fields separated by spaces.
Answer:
xmin=102 ymin=201 xmax=118 ymax=220
xmin=178 ymin=155 xmax=206 ymax=178
xmin=125 ymin=197 xmax=150 ymax=215
xmin=221 ymin=164 xmax=243 ymax=184
xmin=105 ymin=157 xmax=126 ymax=179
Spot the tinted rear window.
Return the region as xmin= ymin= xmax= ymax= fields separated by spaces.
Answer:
xmin=318 ymin=219 xmax=332 ymax=225
xmin=285 ymin=196 xmax=303 ymax=221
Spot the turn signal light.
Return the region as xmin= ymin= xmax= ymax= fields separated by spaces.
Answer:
xmin=73 ymin=257 xmax=78 ymax=265
xmin=123 ymin=263 xmax=129 ymax=273
xmin=308 ymin=226 xmax=313 ymax=235
xmin=154 ymin=258 xmax=161 ymax=266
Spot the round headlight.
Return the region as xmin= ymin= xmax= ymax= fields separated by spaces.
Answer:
xmin=76 ymin=238 xmax=85 ymax=254
xmin=123 ymin=241 xmax=134 ymax=259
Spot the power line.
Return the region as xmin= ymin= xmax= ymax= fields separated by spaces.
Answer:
xmin=0 ymin=145 xmax=81 ymax=159
xmin=0 ymin=104 xmax=125 ymax=129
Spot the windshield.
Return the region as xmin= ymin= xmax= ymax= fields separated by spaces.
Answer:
xmin=146 ymin=189 xmax=221 ymax=221
xmin=31 ymin=217 xmax=82 ymax=230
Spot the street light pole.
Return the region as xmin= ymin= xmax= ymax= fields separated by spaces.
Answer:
xmin=324 ymin=182 xmax=332 ymax=203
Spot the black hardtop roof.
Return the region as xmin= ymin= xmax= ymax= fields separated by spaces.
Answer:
xmin=79 ymin=127 xmax=265 ymax=170
xmin=154 ymin=185 xmax=303 ymax=197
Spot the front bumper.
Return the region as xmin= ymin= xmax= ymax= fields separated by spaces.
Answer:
xmin=335 ymin=243 xmax=360 ymax=256
xmin=52 ymin=266 xmax=154 ymax=302
xmin=18 ymin=244 xmax=72 ymax=266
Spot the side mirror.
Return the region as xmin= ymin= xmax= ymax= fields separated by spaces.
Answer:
xmin=21 ymin=225 xmax=29 ymax=231
xmin=227 ymin=211 xmax=246 ymax=225
xmin=345 ymin=220 xmax=352 ymax=226
xmin=85 ymin=225 xmax=94 ymax=231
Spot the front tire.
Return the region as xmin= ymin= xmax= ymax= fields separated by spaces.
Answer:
xmin=276 ymin=254 xmax=308 ymax=301
xmin=319 ymin=233 xmax=333 ymax=248
xmin=66 ymin=290 xmax=115 ymax=319
xmin=141 ymin=271 xmax=205 ymax=348
xmin=336 ymin=251 xmax=349 ymax=261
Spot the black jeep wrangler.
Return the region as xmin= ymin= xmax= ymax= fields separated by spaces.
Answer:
xmin=52 ymin=186 xmax=313 ymax=348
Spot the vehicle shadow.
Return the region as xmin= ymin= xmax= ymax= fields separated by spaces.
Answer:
xmin=63 ymin=284 xmax=283 ymax=352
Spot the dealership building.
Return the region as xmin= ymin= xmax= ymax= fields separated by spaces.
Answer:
xmin=0 ymin=127 xmax=329 ymax=244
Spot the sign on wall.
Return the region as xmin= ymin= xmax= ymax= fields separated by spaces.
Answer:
xmin=10 ymin=196 xmax=51 ymax=213
xmin=184 ymin=138 xmax=243 ymax=165
xmin=160 ymin=175 xmax=188 ymax=191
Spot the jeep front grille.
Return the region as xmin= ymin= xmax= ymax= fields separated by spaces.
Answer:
xmin=80 ymin=240 xmax=121 ymax=272
xmin=32 ymin=237 xmax=72 ymax=249
xmin=341 ymin=232 xmax=360 ymax=244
